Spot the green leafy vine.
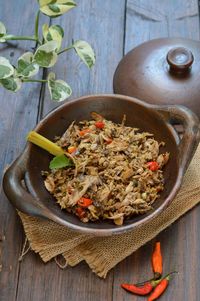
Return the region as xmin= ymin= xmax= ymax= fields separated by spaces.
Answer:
xmin=0 ymin=0 xmax=95 ymax=101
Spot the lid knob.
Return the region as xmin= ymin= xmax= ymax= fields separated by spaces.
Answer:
xmin=167 ymin=47 xmax=194 ymax=72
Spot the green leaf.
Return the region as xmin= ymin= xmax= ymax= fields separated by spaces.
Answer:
xmin=0 ymin=21 xmax=6 ymax=42
xmin=0 ymin=22 xmax=6 ymax=34
xmin=39 ymin=0 xmax=52 ymax=5
xmin=42 ymin=24 xmax=64 ymax=50
xmin=51 ymin=25 xmax=64 ymax=38
xmin=49 ymin=154 xmax=74 ymax=169
xmin=48 ymin=4 xmax=60 ymax=13
xmin=39 ymin=0 xmax=76 ymax=17
xmin=73 ymin=40 xmax=95 ymax=68
xmin=48 ymin=72 xmax=72 ymax=102
xmin=0 ymin=57 xmax=14 ymax=79
xmin=42 ymin=24 xmax=49 ymax=39
xmin=17 ymin=52 xmax=39 ymax=78
xmin=34 ymin=41 xmax=58 ymax=67
xmin=0 ymin=76 xmax=22 ymax=92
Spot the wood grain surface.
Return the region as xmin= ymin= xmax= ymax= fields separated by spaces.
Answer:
xmin=0 ymin=0 xmax=200 ymax=300
xmin=0 ymin=2 xmax=46 ymax=300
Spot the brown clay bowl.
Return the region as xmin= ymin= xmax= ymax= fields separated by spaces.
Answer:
xmin=3 ymin=94 xmax=200 ymax=236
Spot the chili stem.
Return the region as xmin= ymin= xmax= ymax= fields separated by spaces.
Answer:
xmin=135 ymin=271 xmax=178 ymax=287
xmin=57 ymin=45 xmax=73 ymax=55
xmin=135 ymin=277 xmax=155 ymax=286
xmin=165 ymin=271 xmax=178 ymax=277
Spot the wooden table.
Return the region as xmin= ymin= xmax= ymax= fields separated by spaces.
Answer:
xmin=0 ymin=1 xmax=200 ymax=300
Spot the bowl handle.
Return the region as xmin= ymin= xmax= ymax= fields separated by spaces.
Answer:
xmin=3 ymin=148 xmax=55 ymax=220
xmin=152 ymin=105 xmax=200 ymax=173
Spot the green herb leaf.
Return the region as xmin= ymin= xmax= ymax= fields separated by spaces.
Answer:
xmin=0 ymin=76 xmax=22 ymax=92
xmin=0 ymin=57 xmax=14 ymax=79
xmin=34 ymin=41 xmax=58 ymax=67
xmin=73 ymin=40 xmax=95 ymax=68
xmin=39 ymin=0 xmax=76 ymax=17
xmin=49 ymin=154 xmax=74 ymax=169
xmin=0 ymin=21 xmax=6 ymax=42
xmin=42 ymin=24 xmax=64 ymax=50
xmin=17 ymin=52 xmax=39 ymax=78
xmin=48 ymin=72 xmax=72 ymax=102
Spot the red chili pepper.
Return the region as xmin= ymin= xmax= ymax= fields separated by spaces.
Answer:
xmin=76 ymin=207 xmax=86 ymax=219
xmin=79 ymin=129 xmax=91 ymax=136
xmin=121 ymin=279 xmax=161 ymax=296
xmin=95 ymin=121 xmax=104 ymax=129
xmin=147 ymin=161 xmax=159 ymax=171
xmin=152 ymin=242 xmax=163 ymax=279
xmin=78 ymin=197 xmax=93 ymax=208
xmin=148 ymin=275 xmax=170 ymax=301
xmin=68 ymin=146 xmax=77 ymax=154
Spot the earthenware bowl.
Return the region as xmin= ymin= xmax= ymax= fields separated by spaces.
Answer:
xmin=3 ymin=94 xmax=200 ymax=235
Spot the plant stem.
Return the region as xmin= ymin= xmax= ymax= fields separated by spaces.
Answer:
xmin=22 ymin=79 xmax=48 ymax=83
xmin=4 ymin=35 xmax=38 ymax=42
xmin=34 ymin=11 xmax=40 ymax=41
xmin=57 ymin=45 xmax=73 ymax=55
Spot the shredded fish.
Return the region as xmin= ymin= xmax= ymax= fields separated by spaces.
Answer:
xmin=43 ymin=113 xmax=169 ymax=225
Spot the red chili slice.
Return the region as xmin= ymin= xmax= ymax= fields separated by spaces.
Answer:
xmin=76 ymin=207 xmax=86 ymax=218
xmin=78 ymin=197 xmax=93 ymax=208
xmin=95 ymin=121 xmax=104 ymax=129
xmin=68 ymin=146 xmax=77 ymax=154
xmin=79 ymin=129 xmax=91 ymax=136
xmin=147 ymin=161 xmax=159 ymax=171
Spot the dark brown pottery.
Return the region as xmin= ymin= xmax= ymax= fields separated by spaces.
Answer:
xmin=3 ymin=95 xmax=200 ymax=235
xmin=113 ymin=38 xmax=200 ymax=119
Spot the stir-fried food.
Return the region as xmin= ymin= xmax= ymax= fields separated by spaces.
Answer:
xmin=43 ymin=113 xmax=169 ymax=225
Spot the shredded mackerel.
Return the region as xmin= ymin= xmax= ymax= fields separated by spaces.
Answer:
xmin=43 ymin=113 xmax=169 ymax=225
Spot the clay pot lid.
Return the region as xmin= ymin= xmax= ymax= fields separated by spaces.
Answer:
xmin=113 ymin=38 xmax=200 ymax=118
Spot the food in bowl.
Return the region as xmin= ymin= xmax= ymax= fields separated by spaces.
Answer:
xmin=43 ymin=112 xmax=169 ymax=225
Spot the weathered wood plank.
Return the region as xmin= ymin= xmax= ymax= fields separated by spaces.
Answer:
xmin=41 ymin=0 xmax=126 ymax=116
xmin=0 ymin=2 xmax=46 ymax=301
xmin=16 ymin=1 xmax=126 ymax=301
xmin=125 ymin=0 xmax=199 ymax=52
xmin=16 ymin=254 xmax=114 ymax=301
xmin=113 ymin=1 xmax=200 ymax=301
xmin=2 ymin=1 xmax=199 ymax=301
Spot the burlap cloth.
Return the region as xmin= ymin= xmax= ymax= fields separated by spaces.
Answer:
xmin=18 ymin=145 xmax=200 ymax=278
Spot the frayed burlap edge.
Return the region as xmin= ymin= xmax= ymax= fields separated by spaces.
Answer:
xmin=18 ymin=189 xmax=200 ymax=278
